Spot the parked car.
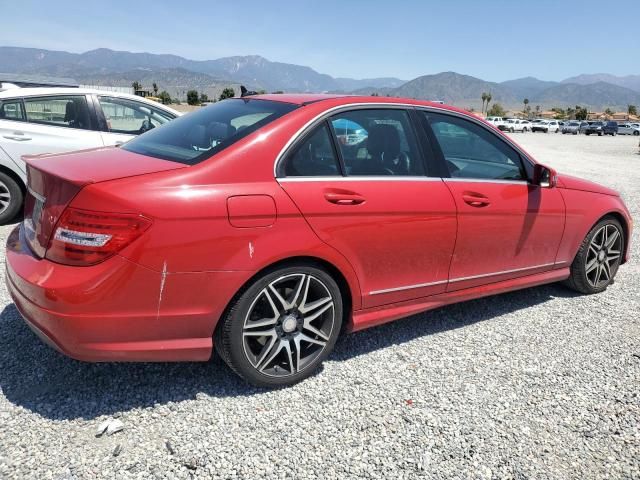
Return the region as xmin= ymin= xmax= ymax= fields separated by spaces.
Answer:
xmin=532 ymin=120 xmax=560 ymax=133
xmin=503 ymin=119 xmax=530 ymax=132
xmin=617 ymin=123 xmax=640 ymax=136
xmin=561 ymin=121 xmax=581 ymax=135
xmin=485 ymin=116 xmax=506 ymax=130
xmin=5 ymin=95 xmax=632 ymax=387
xmin=0 ymin=88 xmax=180 ymax=223
xmin=585 ymin=121 xmax=618 ymax=136
xmin=578 ymin=121 xmax=592 ymax=134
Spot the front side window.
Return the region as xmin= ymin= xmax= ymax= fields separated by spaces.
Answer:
xmin=122 ymin=99 xmax=298 ymax=165
xmin=0 ymin=99 xmax=25 ymax=121
xmin=424 ymin=112 xmax=525 ymax=181
xmin=23 ymin=95 xmax=91 ymax=130
xmin=284 ymin=123 xmax=341 ymax=176
xmin=329 ymin=109 xmax=424 ymax=176
xmin=98 ymin=96 xmax=174 ymax=135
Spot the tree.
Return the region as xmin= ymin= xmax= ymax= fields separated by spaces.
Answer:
xmin=485 ymin=93 xmax=492 ymax=114
xmin=186 ymin=90 xmax=199 ymax=105
xmin=152 ymin=83 xmax=158 ymax=96
xmin=219 ymin=87 xmax=235 ymax=101
xmin=481 ymin=92 xmax=488 ymax=114
xmin=487 ymin=103 xmax=506 ymax=117
xmin=523 ymin=98 xmax=529 ymax=116
xmin=199 ymin=93 xmax=209 ymax=103
xmin=535 ymin=105 xmax=541 ymax=117
xmin=157 ymin=91 xmax=172 ymax=105
xmin=271 ymin=90 xmax=284 ymax=94
xmin=575 ymin=106 xmax=588 ymax=121
xmin=131 ymin=81 xmax=141 ymax=91
xmin=627 ymin=105 xmax=637 ymax=116
xmin=551 ymin=107 xmax=566 ymax=119
xmin=604 ymin=108 xmax=614 ymax=117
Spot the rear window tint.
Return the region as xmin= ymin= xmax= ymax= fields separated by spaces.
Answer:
xmin=122 ymin=99 xmax=298 ymax=165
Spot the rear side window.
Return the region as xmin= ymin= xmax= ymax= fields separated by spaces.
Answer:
xmin=424 ymin=111 xmax=525 ymax=181
xmin=329 ymin=109 xmax=425 ymax=176
xmin=284 ymin=123 xmax=341 ymax=176
xmin=23 ymin=95 xmax=92 ymax=130
xmin=0 ymin=99 xmax=25 ymax=121
xmin=122 ymin=99 xmax=298 ymax=165
xmin=98 ymin=96 xmax=174 ymax=135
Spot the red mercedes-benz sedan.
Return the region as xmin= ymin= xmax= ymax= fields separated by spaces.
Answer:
xmin=5 ymin=95 xmax=632 ymax=387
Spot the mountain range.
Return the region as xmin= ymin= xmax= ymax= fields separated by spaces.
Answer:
xmin=1 ymin=46 xmax=639 ymax=111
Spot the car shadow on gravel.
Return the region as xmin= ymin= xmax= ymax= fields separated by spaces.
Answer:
xmin=0 ymin=283 xmax=579 ymax=420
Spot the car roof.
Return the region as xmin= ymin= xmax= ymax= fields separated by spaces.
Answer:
xmin=0 ymin=87 xmax=179 ymax=113
xmin=250 ymin=93 xmax=478 ymax=117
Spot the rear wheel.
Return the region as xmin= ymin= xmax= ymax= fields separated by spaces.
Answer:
xmin=216 ymin=265 xmax=343 ymax=387
xmin=564 ymin=217 xmax=624 ymax=294
xmin=0 ymin=172 xmax=23 ymax=225
xmin=634 ymin=130 xmax=639 ymax=136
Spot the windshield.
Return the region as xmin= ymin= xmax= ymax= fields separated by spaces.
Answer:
xmin=122 ymin=98 xmax=298 ymax=165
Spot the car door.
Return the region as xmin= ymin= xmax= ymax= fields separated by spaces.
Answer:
xmin=0 ymin=94 xmax=103 ymax=167
xmin=419 ymin=110 xmax=565 ymax=291
xmin=277 ymin=107 xmax=457 ymax=308
xmin=95 ymin=95 xmax=175 ymax=147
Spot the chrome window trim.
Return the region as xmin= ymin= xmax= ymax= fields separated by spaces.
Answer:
xmin=444 ymin=178 xmax=527 ymax=186
xmin=369 ymin=261 xmax=567 ymax=295
xmin=273 ymin=102 xmax=538 ymax=179
xmin=279 ymin=176 xmax=443 ymax=183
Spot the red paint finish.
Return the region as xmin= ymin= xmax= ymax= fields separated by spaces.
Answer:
xmin=5 ymin=94 xmax=633 ymax=362
xmin=227 ymin=195 xmax=277 ymax=228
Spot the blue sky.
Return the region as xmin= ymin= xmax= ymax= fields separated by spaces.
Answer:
xmin=1 ymin=0 xmax=638 ymax=82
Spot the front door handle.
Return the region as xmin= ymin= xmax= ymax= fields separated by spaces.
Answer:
xmin=3 ymin=133 xmax=32 ymax=142
xmin=324 ymin=192 xmax=365 ymax=205
xmin=462 ymin=193 xmax=490 ymax=207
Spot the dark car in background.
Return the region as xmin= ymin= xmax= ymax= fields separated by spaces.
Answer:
xmin=585 ymin=121 xmax=618 ymax=136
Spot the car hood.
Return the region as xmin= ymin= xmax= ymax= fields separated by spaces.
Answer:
xmin=557 ymin=173 xmax=619 ymax=197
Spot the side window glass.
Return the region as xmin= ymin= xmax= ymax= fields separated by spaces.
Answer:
xmin=424 ymin=112 xmax=525 ymax=181
xmin=24 ymin=96 xmax=91 ymax=130
xmin=284 ymin=123 xmax=341 ymax=176
xmin=330 ymin=109 xmax=425 ymax=176
xmin=98 ymin=96 xmax=173 ymax=135
xmin=0 ymin=99 xmax=25 ymax=121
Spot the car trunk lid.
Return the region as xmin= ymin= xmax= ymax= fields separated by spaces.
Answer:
xmin=23 ymin=147 xmax=186 ymax=258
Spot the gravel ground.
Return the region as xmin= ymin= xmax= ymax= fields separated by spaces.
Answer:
xmin=0 ymin=133 xmax=638 ymax=479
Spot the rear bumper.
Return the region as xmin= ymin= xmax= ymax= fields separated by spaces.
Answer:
xmin=5 ymin=224 xmax=248 ymax=362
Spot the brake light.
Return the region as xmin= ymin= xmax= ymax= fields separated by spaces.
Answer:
xmin=45 ymin=208 xmax=152 ymax=266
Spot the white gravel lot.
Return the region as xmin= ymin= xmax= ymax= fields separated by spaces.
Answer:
xmin=0 ymin=133 xmax=638 ymax=479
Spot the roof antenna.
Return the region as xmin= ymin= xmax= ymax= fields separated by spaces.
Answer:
xmin=240 ymin=85 xmax=259 ymax=97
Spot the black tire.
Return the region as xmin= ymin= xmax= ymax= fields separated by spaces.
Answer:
xmin=564 ymin=217 xmax=624 ymax=294
xmin=0 ymin=172 xmax=23 ymax=225
xmin=215 ymin=264 xmax=343 ymax=387
xmin=633 ymin=130 xmax=639 ymax=136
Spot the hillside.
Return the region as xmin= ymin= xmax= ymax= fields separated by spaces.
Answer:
xmin=562 ymin=74 xmax=640 ymax=93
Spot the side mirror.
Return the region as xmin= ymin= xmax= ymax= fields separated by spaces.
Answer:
xmin=533 ymin=163 xmax=558 ymax=188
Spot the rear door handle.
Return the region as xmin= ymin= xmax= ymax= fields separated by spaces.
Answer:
xmin=462 ymin=193 xmax=490 ymax=207
xmin=3 ymin=133 xmax=32 ymax=142
xmin=324 ymin=192 xmax=365 ymax=205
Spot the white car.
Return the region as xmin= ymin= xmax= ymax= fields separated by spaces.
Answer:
xmin=503 ymin=119 xmax=531 ymax=132
xmin=617 ymin=123 xmax=640 ymax=136
xmin=531 ymin=120 xmax=560 ymax=133
xmin=485 ymin=116 xmax=506 ymax=129
xmin=0 ymin=88 xmax=180 ymax=223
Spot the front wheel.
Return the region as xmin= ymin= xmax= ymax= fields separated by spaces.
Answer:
xmin=633 ymin=130 xmax=639 ymax=136
xmin=215 ymin=265 xmax=343 ymax=387
xmin=564 ymin=217 xmax=624 ymax=294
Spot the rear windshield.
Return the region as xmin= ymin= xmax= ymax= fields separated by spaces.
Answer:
xmin=122 ymin=98 xmax=298 ymax=165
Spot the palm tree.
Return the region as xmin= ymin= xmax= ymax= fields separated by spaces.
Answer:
xmin=481 ymin=92 xmax=488 ymax=114
xmin=152 ymin=83 xmax=158 ymax=96
xmin=485 ymin=93 xmax=492 ymax=114
xmin=523 ymin=98 xmax=529 ymax=113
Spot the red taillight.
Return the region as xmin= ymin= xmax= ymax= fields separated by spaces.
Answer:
xmin=45 ymin=208 xmax=152 ymax=266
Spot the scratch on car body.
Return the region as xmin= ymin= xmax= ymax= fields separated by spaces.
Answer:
xmin=157 ymin=261 xmax=168 ymax=319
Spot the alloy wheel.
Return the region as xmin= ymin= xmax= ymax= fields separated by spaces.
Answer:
xmin=242 ymin=273 xmax=335 ymax=377
xmin=585 ymin=224 xmax=622 ymax=288
xmin=0 ymin=181 xmax=11 ymax=215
